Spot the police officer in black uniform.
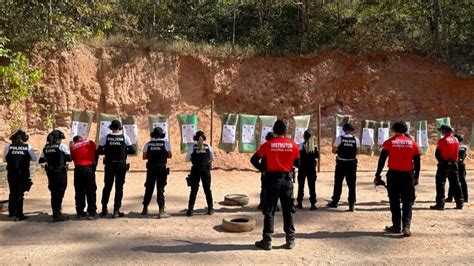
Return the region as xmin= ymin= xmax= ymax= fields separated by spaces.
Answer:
xmin=185 ymin=131 xmax=215 ymax=217
xmin=141 ymin=127 xmax=172 ymax=218
xmin=98 ymin=120 xmax=136 ymax=218
xmin=296 ymin=129 xmax=319 ymax=210
xmin=3 ymin=130 xmax=36 ymax=221
xmin=446 ymin=134 xmax=468 ymax=203
xmin=328 ymin=123 xmax=360 ymax=211
xmin=39 ymin=130 xmax=72 ymax=222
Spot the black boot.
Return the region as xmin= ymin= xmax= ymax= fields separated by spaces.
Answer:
xmin=112 ymin=209 xmax=125 ymax=218
xmin=186 ymin=209 xmax=194 ymax=217
xmin=141 ymin=206 xmax=148 ymax=215
xmin=207 ymin=207 xmax=215 ymax=215
xmin=100 ymin=205 xmax=108 ymax=217
xmin=53 ymin=213 xmax=69 ymax=223
xmin=296 ymin=202 xmax=303 ymax=209
xmin=430 ymin=204 xmax=445 ymax=210
xmin=255 ymin=240 xmax=272 ymax=251
xmin=158 ymin=206 xmax=170 ymax=219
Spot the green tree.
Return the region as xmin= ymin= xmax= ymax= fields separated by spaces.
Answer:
xmin=0 ymin=37 xmax=43 ymax=130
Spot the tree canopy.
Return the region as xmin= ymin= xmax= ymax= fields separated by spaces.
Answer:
xmin=0 ymin=0 xmax=473 ymax=73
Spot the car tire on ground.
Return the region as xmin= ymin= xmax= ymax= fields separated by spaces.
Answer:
xmin=222 ymin=215 xmax=256 ymax=232
xmin=223 ymin=194 xmax=249 ymax=206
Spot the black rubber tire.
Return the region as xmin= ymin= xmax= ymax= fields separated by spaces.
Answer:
xmin=222 ymin=215 xmax=256 ymax=232
xmin=223 ymin=194 xmax=249 ymax=206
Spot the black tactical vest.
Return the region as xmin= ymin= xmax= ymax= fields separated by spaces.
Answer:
xmin=191 ymin=144 xmax=211 ymax=169
xmin=104 ymin=134 xmax=127 ymax=161
xmin=6 ymin=143 xmax=30 ymax=171
xmin=300 ymin=144 xmax=318 ymax=169
xmin=146 ymin=140 xmax=168 ymax=165
xmin=459 ymin=145 xmax=467 ymax=163
xmin=43 ymin=143 xmax=66 ymax=169
xmin=337 ymin=136 xmax=357 ymax=160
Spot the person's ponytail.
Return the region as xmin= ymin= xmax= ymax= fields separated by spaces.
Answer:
xmin=305 ymin=135 xmax=316 ymax=153
xmin=197 ymin=136 xmax=204 ymax=149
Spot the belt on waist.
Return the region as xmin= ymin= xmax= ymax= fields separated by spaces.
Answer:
xmin=76 ymin=165 xmax=94 ymax=168
xmin=110 ymin=160 xmax=126 ymax=163
xmin=266 ymin=171 xmax=291 ymax=178
xmin=336 ymin=157 xmax=356 ymax=162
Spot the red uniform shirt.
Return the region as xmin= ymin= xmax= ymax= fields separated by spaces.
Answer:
xmin=382 ymin=134 xmax=421 ymax=171
xmin=256 ymin=136 xmax=300 ymax=172
xmin=71 ymin=140 xmax=97 ymax=166
xmin=437 ymin=134 xmax=459 ymax=161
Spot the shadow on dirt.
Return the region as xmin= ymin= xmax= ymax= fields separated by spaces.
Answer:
xmin=273 ymin=230 xmax=404 ymax=239
xmin=132 ymin=239 xmax=256 ymax=253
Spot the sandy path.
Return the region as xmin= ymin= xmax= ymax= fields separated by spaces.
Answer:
xmin=0 ymin=166 xmax=473 ymax=264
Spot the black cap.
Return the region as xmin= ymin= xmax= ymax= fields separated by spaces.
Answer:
xmin=109 ymin=120 xmax=122 ymax=130
xmin=195 ymin=131 xmax=206 ymax=139
xmin=151 ymin=127 xmax=166 ymax=138
xmin=73 ymin=135 xmax=83 ymax=143
xmin=265 ymin=131 xmax=276 ymax=141
xmin=342 ymin=123 xmax=355 ymax=132
xmin=454 ymin=134 xmax=463 ymax=142
xmin=392 ymin=121 xmax=408 ymax=133
xmin=437 ymin=125 xmax=453 ymax=134
xmin=304 ymin=129 xmax=313 ymax=140
xmin=273 ymin=120 xmax=287 ymax=135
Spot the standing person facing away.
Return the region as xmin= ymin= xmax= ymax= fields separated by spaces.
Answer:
xmin=141 ymin=127 xmax=172 ymax=219
xmin=98 ymin=120 xmax=136 ymax=218
xmin=296 ymin=129 xmax=319 ymax=210
xmin=374 ymin=121 xmax=421 ymax=237
xmin=251 ymin=120 xmax=300 ymax=251
xmin=328 ymin=123 xmax=360 ymax=212
xmin=185 ymin=131 xmax=215 ymax=217
xmin=70 ymin=135 xmax=99 ymax=220
xmin=3 ymin=130 xmax=36 ymax=221
xmin=39 ymin=130 xmax=72 ymax=222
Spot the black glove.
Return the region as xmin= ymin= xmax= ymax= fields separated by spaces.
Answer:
xmin=374 ymin=174 xmax=383 ymax=186
xmin=25 ymin=179 xmax=33 ymax=192
xmin=186 ymin=175 xmax=192 ymax=187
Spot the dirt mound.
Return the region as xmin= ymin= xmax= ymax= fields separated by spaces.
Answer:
xmin=1 ymin=45 xmax=473 ymax=170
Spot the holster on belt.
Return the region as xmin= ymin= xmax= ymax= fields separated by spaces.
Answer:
xmin=267 ymin=171 xmax=293 ymax=181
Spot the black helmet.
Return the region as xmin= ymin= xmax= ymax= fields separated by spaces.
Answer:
xmin=265 ymin=131 xmax=276 ymax=141
xmin=193 ymin=131 xmax=206 ymax=141
xmin=273 ymin=120 xmax=287 ymax=135
xmin=342 ymin=123 xmax=355 ymax=132
xmin=454 ymin=134 xmax=463 ymax=142
xmin=10 ymin=130 xmax=29 ymax=143
xmin=47 ymin=129 xmax=65 ymax=143
xmin=392 ymin=121 xmax=408 ymax=133
xmin=151 ymin=127 xmax=166 ymax=139
xmin=437 ymin=125 xmax=453 ymax=134
xmin=109 ymin=120 xmax=123 ymax=130
xmin=304 ymin=129 xmax=313 ymax=140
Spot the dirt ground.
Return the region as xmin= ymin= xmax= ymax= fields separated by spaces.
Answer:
xmin=0 ymin=154 xmax=472 ymax=264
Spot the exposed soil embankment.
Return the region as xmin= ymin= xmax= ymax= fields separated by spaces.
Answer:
xmin=0 ymin=45 xmax=472 ymax=169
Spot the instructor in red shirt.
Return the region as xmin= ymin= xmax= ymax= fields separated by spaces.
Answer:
xmin=430 ymin=125 xmax=464 ymax=210
xmin=374 ymin=121 xmax=421 ymax=237
xmin=71 ymin=135 xmax=99 ymax=220
xmin=251 ymin=120 xmax=300 ymax=250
